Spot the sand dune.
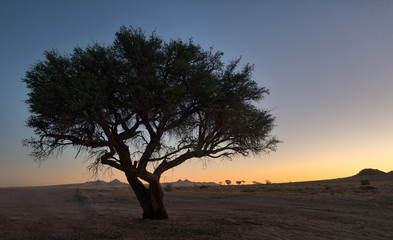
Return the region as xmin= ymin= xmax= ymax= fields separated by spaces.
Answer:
xmin=1 ymin=174 xmax=392 ymax=239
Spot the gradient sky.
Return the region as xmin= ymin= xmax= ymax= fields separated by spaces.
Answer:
xmin=1 ymin=0 xmax=392 ymax=187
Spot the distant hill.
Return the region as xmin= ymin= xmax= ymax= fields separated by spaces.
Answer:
xmin=80 ymin=179 xmax=217 ymax=187
xmin=109 ymin=179 xmax=129 ymax=186
xmin=162 ymin=179 xmax=218 ymax=187
xmin=355 ymin=168 xmax=387 ymax=176
xmin=81 ymin=179 xmax=128 ymax=187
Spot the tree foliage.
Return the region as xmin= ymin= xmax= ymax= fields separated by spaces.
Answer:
xmin=23 ymin=26 xmax=278 ymax=219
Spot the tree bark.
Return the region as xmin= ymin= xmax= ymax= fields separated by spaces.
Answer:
xmin=148 ymin=178 xmax=168 ymax=219
xmin=126 ymin=173 xmax=168 ymax=219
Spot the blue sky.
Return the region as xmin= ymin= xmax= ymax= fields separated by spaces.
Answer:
xmin=1 ymin=0 xmax=392 ymax=186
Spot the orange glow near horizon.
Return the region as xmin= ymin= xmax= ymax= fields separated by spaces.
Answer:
xmin=4 ymin=151 xmax=390 ymax=187
xmin=2 ymin=129 xmax=392 ymax=187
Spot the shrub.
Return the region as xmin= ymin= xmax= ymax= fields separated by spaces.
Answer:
xmin=360 ymin=179 xmax=370 ymax=186
xmin=164 ymin=183 xmax=173 ymax=192
xmin=225 ymin=180 xmax=231 ymax=185
xmin=265 ymin=180 xmax=272 ymax=185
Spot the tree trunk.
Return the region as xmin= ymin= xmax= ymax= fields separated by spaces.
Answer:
xmin=126 ymin=174 xmax=168 ymax=219
xmin=148 ymin=178 xmax=168 ymax=219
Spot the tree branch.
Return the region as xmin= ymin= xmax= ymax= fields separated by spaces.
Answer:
xmin=137 ymin=116 xmax=162 ymax=171
xmin=149 ymin=144 xmax=193 ymax=162
xmin=153 ymin=150 xmax=203 ymax=177
xmin=101 ymin=158 xmax=125 ymax=171
xmin=45 ymin=133 xmax=109 ymax=148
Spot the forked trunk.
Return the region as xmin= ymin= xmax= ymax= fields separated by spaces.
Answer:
xmin=126 ymin=174 xmax=168 ymax=219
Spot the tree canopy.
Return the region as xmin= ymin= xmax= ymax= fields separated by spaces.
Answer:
xmin=23 ymin=26 xmax=278 ymax=219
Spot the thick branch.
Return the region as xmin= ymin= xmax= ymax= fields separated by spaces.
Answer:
xmin=137 ymin=117 xmax=162 ymax=171
xmin=118 ymin=120 xmax=142 ymax=141
xmin=154 ymin=150 xmax=203 ymax=177
xmin=149 ymin=144 xmax=193 ymax=162
xmin=101 ymin=158 xmax=124 ymax=171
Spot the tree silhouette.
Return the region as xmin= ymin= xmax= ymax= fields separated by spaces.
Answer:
xmin=23 ymin=26 xmax=278 ymax=219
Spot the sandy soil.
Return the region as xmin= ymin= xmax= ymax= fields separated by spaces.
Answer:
xmin=1 ymin=175 xmax=392 ymax=240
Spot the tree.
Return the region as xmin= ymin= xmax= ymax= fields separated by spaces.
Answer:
xmin=23 ymin=26 xmax=278 ymax=219
xmin=265 ymin=180 xmax=272 ymax=184
xmin=225 ymin=180 xmax=232 ymax=185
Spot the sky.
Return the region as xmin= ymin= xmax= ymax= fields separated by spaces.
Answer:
xmin=1 ymin=0 xmax=392 ymax=187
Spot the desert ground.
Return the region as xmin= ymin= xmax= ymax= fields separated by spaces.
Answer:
xmin=1 ymin=174 xmax=392 ymax=240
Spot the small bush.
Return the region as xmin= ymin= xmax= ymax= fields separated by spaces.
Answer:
xmin=225 ymin=180 xmax=231 ymax=185
xmin=360 ymin=179 xmax=370 ymax=186
xmin=75 ymin=188 xmax=89 ymax=205
xmin=265 ymin=180 xmax=272 ymax=185
xmin=164 ymin=183 xmax=173 ymax=192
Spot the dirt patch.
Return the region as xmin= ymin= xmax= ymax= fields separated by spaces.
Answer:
xmin=1 ymin=177 xmax=392 ymax=239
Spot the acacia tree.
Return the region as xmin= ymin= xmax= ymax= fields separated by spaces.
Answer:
xmin=23 ymin=26 xmax=278 ymax=219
